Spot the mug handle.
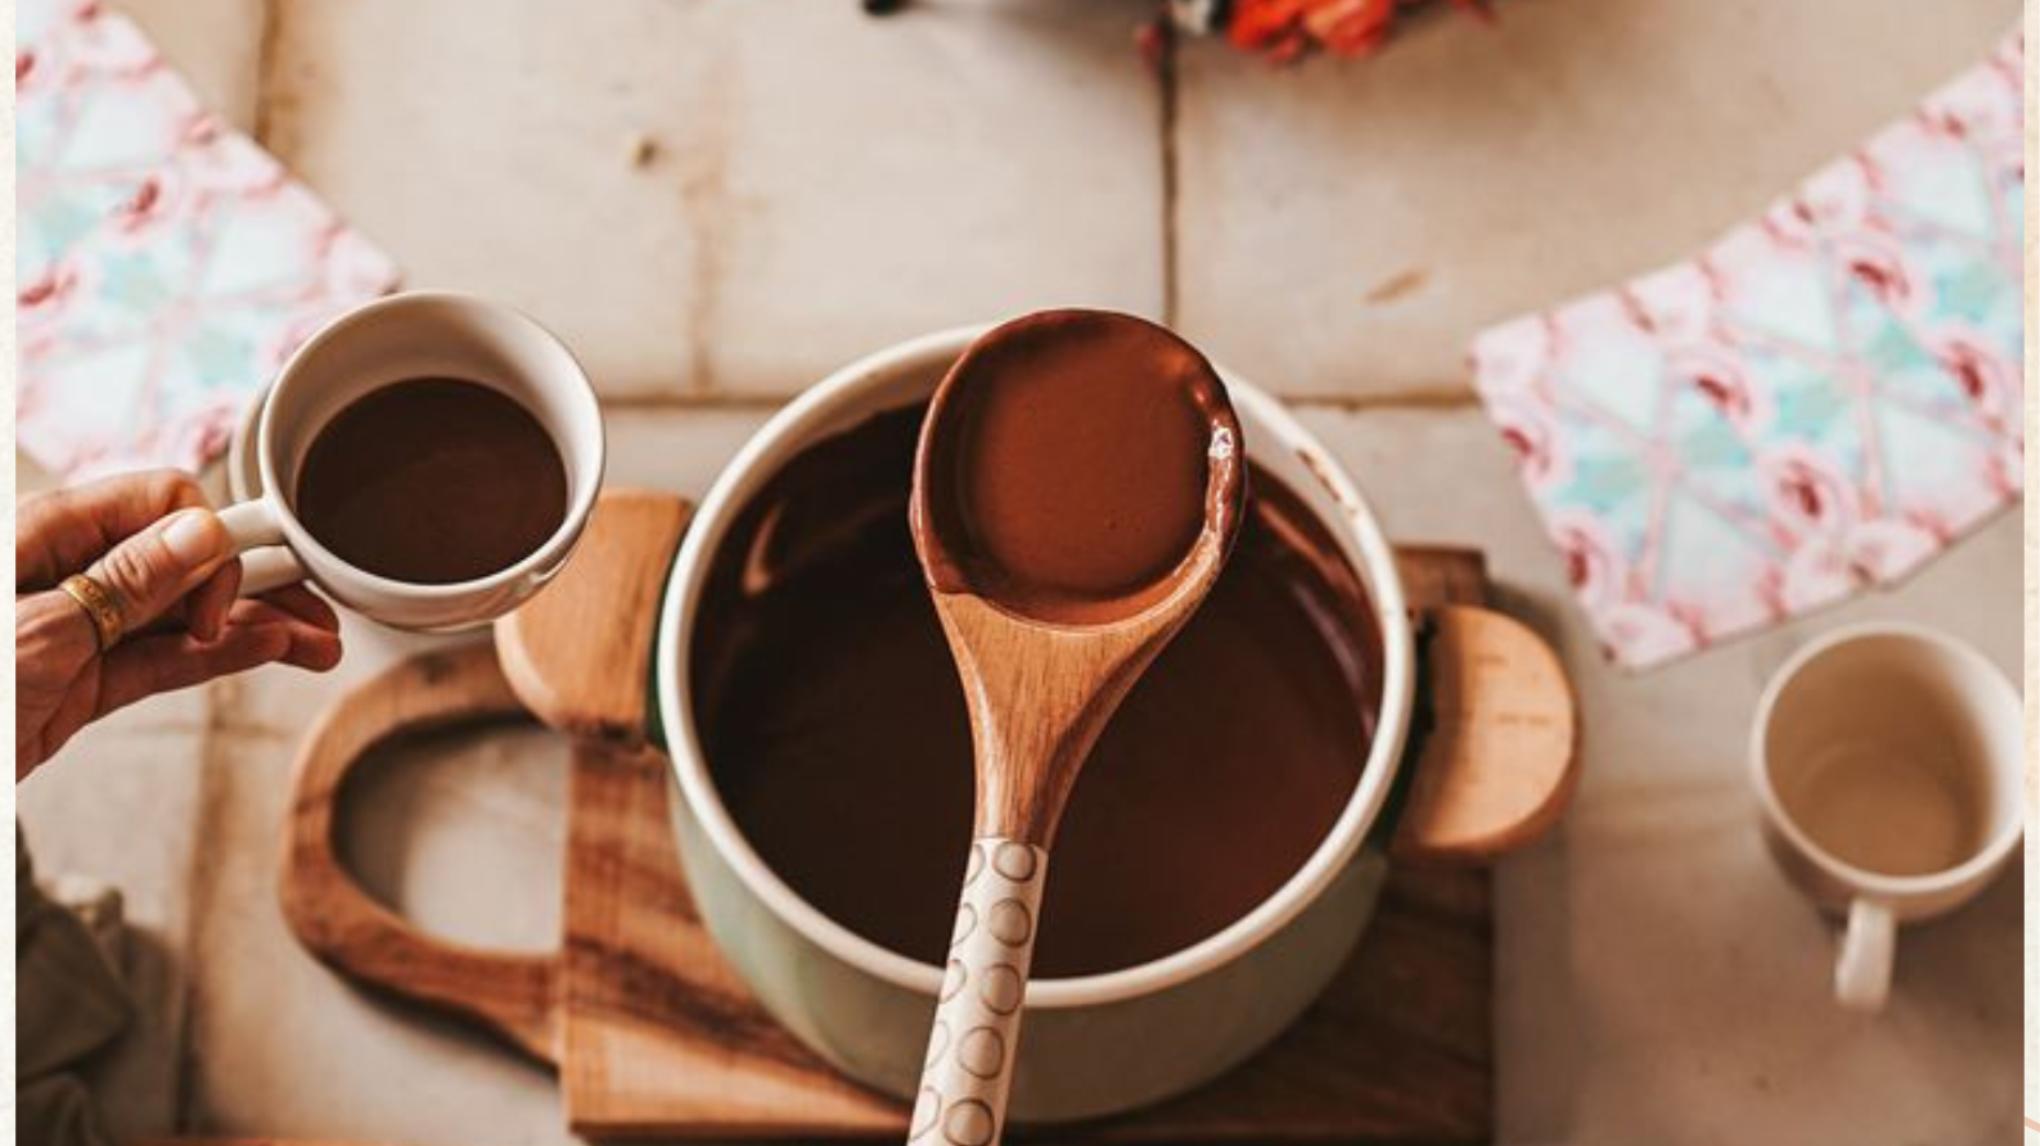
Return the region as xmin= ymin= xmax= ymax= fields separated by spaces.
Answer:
xmin=1835 ymin=897 xmax=1895 ymax=1012
xmin=217 ymin=499 xmax=308 ymax=597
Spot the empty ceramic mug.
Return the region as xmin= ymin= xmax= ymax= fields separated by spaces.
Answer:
xmin=1750 ymin=622 xmax=2022 ymax=1012
xmin=218 ymin=291 xmax=606 ymax=632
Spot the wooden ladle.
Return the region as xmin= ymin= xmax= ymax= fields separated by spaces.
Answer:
xmin=905 ymin=310 xmax=1246 ymax=1145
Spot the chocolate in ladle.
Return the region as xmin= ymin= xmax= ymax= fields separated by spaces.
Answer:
xmin=915 ymin=310 xmax=1241 ymax=625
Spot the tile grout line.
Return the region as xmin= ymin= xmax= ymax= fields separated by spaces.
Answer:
xmin=168 ymin=679 xmax=240 ymax=1133
xmin=679 ymin=45 xmax=738 ymax=403
xmin=250 ymin=0 xmax=285 ymax=149
xmin=1157 ymin=22 xmax=1181 ymax=328
xmin=1289 ymin=390 xmax=1484 ymax=412
xmin=596 ymin=390 xmax=794 ymax=412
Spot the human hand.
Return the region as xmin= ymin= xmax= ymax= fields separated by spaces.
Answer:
xmin=16 ymin=470 xmax=344 ymax=779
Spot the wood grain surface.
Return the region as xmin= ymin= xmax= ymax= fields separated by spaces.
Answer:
xmin=494 ymin=487 xmax=692 ymax=745
xmin=1393 ymin=605 xmax=1578 ymax=862
xmin=562 ymin=738 xmax=901 ymax=1136
xmin=278 ymin=544 xmax=1535 ymax=1142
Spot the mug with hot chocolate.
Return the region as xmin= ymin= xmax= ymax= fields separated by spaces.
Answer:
xmin=219 ymin=292 xmax=606 ymax=632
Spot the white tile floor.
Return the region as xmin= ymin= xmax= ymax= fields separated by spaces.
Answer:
xmin=17 ymin=1 xmax=2025 ymax=1142
xmin=253 ymin=0 xmax=1167 ymax=401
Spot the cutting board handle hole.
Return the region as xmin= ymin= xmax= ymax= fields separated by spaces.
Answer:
xmin=331 ymin=716 xmax=570 ymax=954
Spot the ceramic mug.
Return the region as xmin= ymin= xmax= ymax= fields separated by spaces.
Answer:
xmin=218 ymin=291 xmax=606 ymax=632
xmin=1750 ymin=622 xmax=2022 ymax=1012
xmin=654 ymin=327 xmax=1418 ymax=1121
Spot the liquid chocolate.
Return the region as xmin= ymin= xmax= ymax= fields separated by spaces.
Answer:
xmin=917 ymin=310 xmax=1235 ymax=624
xmin=692 ymin=405 xmax=1382 ymax=978
xmin=294 ymin=377 xmax=568 ymax=585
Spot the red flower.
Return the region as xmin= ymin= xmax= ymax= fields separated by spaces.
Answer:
xmin=1304 ymin=0 xmax=1399 ymax=55
xmin=1225 ymin=0 xmax=1488 ymax=61
xmin=1227 ymin=0 xmax=1314 ymax=58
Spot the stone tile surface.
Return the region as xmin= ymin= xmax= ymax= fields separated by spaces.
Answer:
xmin=1294 ymin=406 xmax=2022 ymax=1146
xmin=121 ymin=0 xmax=268 ymax=132
xmin=603 ymin=405 xmax=773 ymax=499
xmin=1176 ymin=0 xmax=2022 ymax=401
xmin=259 ymin=0 xmax=1166 ymax=401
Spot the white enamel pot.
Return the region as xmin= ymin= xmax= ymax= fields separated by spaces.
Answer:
xmin=653 ymin=326 xmax=1416 ymax=1121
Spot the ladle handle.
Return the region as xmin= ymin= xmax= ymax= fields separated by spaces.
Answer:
xmin=910 ymin=836 xmax=1047 ymax=1146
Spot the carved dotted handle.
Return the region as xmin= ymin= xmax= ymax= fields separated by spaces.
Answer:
xmin=909 ymin=837 xmax=1046 ymax=1146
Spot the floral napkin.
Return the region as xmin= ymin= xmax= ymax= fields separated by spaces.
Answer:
xmin=17 ymin=0 xmax=399 ymax=482
xmin=1471 ymin=33 xmax=2024 ymax=669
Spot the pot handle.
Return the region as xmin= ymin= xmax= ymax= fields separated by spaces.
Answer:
xmin=494 ymin=489 xmax=695 ymax=747
xmin=277 ymin=642 xmax=562 ymax=1063
xmin=1388 ymin=605 xmax=1577 ymax=862
xmin=1374 ymin=547 xmax=1578 ymax=863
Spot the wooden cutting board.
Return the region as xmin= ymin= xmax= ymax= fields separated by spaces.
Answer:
xmin=279 ymin=536 xmax=1552 ymax=1143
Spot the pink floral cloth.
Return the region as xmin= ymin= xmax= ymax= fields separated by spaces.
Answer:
xmin=1471 ymin=34 xmax=2024 ymax=669
xmin=17 ymin=0 xmax=399 ymax=482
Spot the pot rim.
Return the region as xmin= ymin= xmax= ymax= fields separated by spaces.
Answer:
xmin=656 ymin=323 xmax=1416 ymax=1009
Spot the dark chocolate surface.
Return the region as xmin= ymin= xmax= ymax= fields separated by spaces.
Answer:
xmin=691 ymin=405 xmax=1382 ymax=977
xmin=295 ymin=378 xmax=567 ymax=585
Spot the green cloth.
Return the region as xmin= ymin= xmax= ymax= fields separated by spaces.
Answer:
xmin=17 ymin=829 xmax=131 ymax=1146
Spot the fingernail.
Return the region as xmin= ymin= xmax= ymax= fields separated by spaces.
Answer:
xmin=162 ymin=509 xmax=227 ymax=566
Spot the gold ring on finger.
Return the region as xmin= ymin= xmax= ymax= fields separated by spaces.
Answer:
xmin=58 ymin=573 xmax=126 ymax=652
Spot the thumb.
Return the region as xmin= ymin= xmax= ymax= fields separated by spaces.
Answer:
xmin=85 ymin=507 xmax=233 ymax=634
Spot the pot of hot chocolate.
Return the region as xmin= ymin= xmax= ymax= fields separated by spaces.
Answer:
xmin=475 ymin=319 xmax=1578 ymax=1122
